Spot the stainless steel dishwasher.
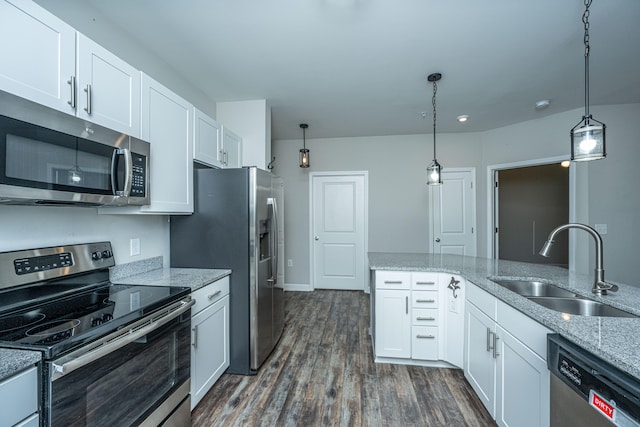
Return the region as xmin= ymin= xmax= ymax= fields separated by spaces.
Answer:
xmin=548 ymin=334 xmax=640 ymax=427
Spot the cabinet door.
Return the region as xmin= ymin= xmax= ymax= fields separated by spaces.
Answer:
xmin=0 ymin=366 xmax=38 ymax=427
xmin=0 ymin=0 xmax=75 ymax=113
xmin=193 ymin=108 xmax=223 ymax=168
xmin=464 ymin=302 xmax=496 ymax=416
xmin=76 ymin=33 xmax=141 ymax=137
xmin=495 ymin=326 xmax=550 ymax=427
xmin=191 ymin=295 xmax=230 ymax=410
xmin=412 ymin=325 xmax=439 ymax=360
xmin=222 ymin=126 xmax=242 ymax=168
xmin=140 ymin=73 xmax=193 ymax=214
xmin=375 ymin=289 xmax=410 ymax=358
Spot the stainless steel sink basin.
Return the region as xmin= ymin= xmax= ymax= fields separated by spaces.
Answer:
xmin=528 ymin=297 xmax=638 ymax=318
xmin=490 ymin=279 xmax=578 ymax=298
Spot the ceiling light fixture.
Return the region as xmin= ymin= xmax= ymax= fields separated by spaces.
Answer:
xmin=571 ymin=0 xmax=606 ymax=162
xmin=561 ymin=160 xmax=571 ymax=168
xmin=457 ymin=115 xmax=469 ymax=123
xmin=426 ymin=73 xmax=443 ymax=185
xmin=535 ymin=100 xmax=550 ymax=110
xmin=299 ymin=123 xmax=310 ymax=168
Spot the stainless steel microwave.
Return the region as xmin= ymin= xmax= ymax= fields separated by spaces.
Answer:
xmin=0 ymin=91 xmax=149 ymax=207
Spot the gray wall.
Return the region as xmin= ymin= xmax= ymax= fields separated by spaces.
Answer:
xmin=275 ymin=103 xmax=640 ymax=287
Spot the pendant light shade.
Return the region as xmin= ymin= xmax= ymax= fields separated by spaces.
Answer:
xmin=426 ymin=72 xmax=443 ymax=186
xmin=299 ymin=123 xmax=310 ymax=168
xmin=571 ymin=0 xmax=606 ymax=162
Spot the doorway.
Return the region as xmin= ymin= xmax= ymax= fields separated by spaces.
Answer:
xmin=310 ymin=172 xmax=368 ymax=291
xmin=497 ymin=164 xmax=569 ymax=266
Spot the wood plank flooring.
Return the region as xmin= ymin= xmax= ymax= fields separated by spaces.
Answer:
xmin=192 ymin=290 xmax=496 ymax=427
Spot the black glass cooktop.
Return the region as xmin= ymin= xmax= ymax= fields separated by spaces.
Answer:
xmin=0 ymin=280 xmax=189 ymax=359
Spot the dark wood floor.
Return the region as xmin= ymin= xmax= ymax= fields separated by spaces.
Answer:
xmin=192 ymin=290 xmax=496 ymax=427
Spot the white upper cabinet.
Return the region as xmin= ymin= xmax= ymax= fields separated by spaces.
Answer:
xmin=0 ymin=0 xmax=76 ymax=113
xmin=0 ymin=0 xmax=140 ymax=137
xmin=75 ymin=34 xmax=141 ymax=137
xmin=193 ymin=108 xmax=223 ymax=168
xmin=139 ymin=73 xmax=193 ymax=214
xmin=221 ymin=126 xmax=242 ymax=168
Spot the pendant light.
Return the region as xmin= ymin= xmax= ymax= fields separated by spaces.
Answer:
xmin=426 ymin=73 xmax=443 ymax=185
xmin=571 ymin=0 xmax=606 ymax=161
xmin=299 ymin=123 xmax=310 ymax=168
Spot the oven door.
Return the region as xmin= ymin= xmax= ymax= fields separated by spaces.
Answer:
xmin=44 ymin=298 xmax=193 ymax=427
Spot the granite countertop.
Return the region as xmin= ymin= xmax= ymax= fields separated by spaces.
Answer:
xmin=369 ymin=252 xmax=640 ymax=381
xmin=0 ymin=349 xmax=40 ymax=382
xmin=111 ymin=267 xmax=231 ymax=291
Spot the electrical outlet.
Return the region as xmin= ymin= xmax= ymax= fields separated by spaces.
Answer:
xmin=287 ymin=259 xmax=293 ymax=267
xmin=449 ymin=298 xmax=458 ymax=313
xmin=595 ymin=224 xmax=608 ymax=235
xmin=130 ymin=238 xmax=141 ymax=256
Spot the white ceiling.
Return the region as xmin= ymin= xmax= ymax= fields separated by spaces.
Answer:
xmin=36 ymin=0 xmax=640 ymax=140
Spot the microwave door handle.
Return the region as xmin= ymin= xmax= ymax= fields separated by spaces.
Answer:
xmin=111 ymin=148 xmax=133 ymax=197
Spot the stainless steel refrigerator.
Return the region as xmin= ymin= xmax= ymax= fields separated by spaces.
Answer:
xmin=170 ymin=166 xmax=283 ymax=375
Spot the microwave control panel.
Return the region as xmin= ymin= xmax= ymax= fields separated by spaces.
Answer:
xmin=131 ymin=153 xmax=147 ymax=197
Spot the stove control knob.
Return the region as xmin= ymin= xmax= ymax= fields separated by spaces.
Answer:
xmin=102 ymin=250 xmax=113 ymax=259
xmin=91 ymin=251 xmax=102 ymax=260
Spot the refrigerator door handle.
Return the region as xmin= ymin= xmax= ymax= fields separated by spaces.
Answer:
xmin=268 ymin=197 xmax=278 ymax=286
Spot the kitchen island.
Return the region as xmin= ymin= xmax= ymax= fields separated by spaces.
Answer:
xmin=369 ymin=252 xmax=640 ymax=381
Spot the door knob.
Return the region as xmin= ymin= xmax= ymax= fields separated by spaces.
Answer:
xmin=435 ymin=238 xmax=441 ymax=242
xmin=315 ymin=236 xmax=319 ymax=240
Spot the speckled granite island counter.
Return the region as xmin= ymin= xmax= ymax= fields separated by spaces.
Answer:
xmin=0 ymin=349 xmax=40 ymax=381
xmin=369 ymin=252 xmax=640 ymax=381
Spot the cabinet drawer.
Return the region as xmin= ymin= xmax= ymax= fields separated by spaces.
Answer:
xmin=0 ymin=366 xmax=38 ymax=427
xmin=412 ymin=326 xmax=439 ymax=360
xmin=411 ymin=272 xmax=439 ymax=290
xmin=375 ymin=271 xmax=411 ymax=290
xmin=191 ymin=276 xmax=230 ymax=315
xmin=467 ymin=282 xmax=496 ymax=319
xmin=496 ymin=300 xmax=551 ymax=359
xmin=412 ymin=291 xmax=438 ymax=308
xmin=412 ymin=308 xmax=439 ymax=326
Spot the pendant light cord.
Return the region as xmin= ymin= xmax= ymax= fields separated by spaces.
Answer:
xmin=583 ymin=0 xmax=592 ymax=119
xmin=432 ymin=78 xmax=438 ymax=159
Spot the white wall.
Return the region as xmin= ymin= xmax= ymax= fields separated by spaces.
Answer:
xmin=274 ymin=103 xmax=640 ymax=287
xmin=0 ymin=206 xmax=169 ymax=266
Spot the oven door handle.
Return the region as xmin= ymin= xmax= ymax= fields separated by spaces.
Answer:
xmin=51 ymin=297 xmax=194 ymax=381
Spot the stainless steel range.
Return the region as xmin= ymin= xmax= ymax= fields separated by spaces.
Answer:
xmin=0 ymin=242 xmax=194 ymax=426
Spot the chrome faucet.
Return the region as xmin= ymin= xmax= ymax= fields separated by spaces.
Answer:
xmin=539 ymin=223 xmax=618 ymax=296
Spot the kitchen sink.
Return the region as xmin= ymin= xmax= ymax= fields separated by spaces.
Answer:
xmin=528 ymin=297 xmax=638 ymax=318
xmin=490 ymin=279 xmax=579 ymax=298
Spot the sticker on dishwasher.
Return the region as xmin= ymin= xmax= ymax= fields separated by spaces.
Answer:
xmin=589 ymin=389 xmax=616 ymax=422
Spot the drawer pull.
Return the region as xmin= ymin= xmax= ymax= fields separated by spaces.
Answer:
xmin=208 ymin=290 xmax=222 ymax=300
xmin=415 ymin=281 xmax=435 ymax=285
xmin=384 ymin=280 xmax=403 ymax=284
xmin=416 ymin=317 xmax=436 ymax=321
xmin=416 ymin=334 xmax=436 ymax=339
xmin=416 ymin=299 xmax=436 ymax=303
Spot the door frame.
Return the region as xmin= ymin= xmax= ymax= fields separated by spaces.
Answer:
xmin=309 ymin=171 xmax=369 ymax=292
xmin=486 ymin=156 xmax=578 ymax=268
xmin=428 ymin=167 xmax=477 ymax=255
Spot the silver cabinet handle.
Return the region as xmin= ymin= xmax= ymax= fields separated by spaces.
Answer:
xmin=192 ymin=324 xmax=198 ymax=348
xmin=405 ymin=296 xmax=408 ymax=314
xmin=384 ymin=280 xmax=402 ymax=284
xmin=67 ymin=76 xmax=76 ymax=109
xmin=208 ymin=290 xmax=222 ymax=300
xmin=415 ymin=281 xmax=435 ymax=286
xmin=84 ymin=83 xmax=92 ymax=114
xmin=224 ymin=151 xmax=228 ymax=165
xmin=416 ymin=317 xmax=436 ymax=321
xmin=416 ymin=334 xmax=436 ymax=339
xmin=486 ymin=327 xmax=492 ymax=352
xmin=219 ymin=149 xmax=224 ymax=162
xmin=416 ymin=299 xmax=436 ymax=303
xmin=493 ymin=333 xmax=500 ymax=359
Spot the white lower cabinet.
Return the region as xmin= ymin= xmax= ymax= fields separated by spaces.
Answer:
xmin=373 ymin=271 xmax=465 ymax=366
xmin=190 ymin=276 xmax=230 ymax=410
xmin=464 ymin=282 xmax=550 ymax=427
xmin=0 ymin=366 xmax=39 ymax=427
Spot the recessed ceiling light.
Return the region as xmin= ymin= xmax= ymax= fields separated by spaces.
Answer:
xmin=561 ymin=160 xmax=571 ymax=168
xmin=535 ymin=100 xmax=550 ymax=110
xmin=457 ymin=115 xmax=469 ymax=123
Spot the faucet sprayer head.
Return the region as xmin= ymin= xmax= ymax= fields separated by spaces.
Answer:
xmin=539 ymin=240 xmax=554 ymax=257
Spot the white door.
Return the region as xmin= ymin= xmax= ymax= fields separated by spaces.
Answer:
xmin=430 ymin=169 xmax=476 ymax=256
xmin=464 ymin=302 xmax=496 ymax=416
xmin=311 ymin=172 xmax=367 ymax=290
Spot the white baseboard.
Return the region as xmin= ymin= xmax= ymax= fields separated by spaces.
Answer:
xmin=284 ymin=283 xmax=313 ymax=292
